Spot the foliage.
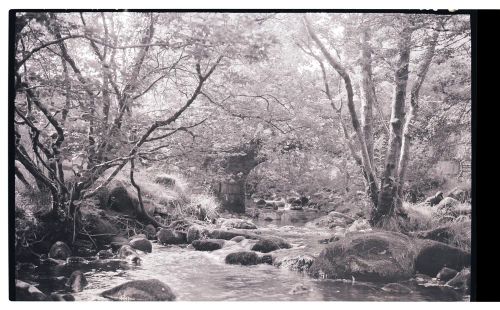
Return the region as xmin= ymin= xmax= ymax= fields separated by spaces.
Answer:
xmin=13 ymin=12 xmax=471 ymax=239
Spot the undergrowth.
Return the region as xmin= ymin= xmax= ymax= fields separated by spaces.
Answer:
xmin=99 ymin=165 xmax=221 ymax=224
xmin=403 ymin=201 xmax=471 ymax=252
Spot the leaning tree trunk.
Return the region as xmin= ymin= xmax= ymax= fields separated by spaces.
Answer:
xmin=372 ymin=26 xmax=414 ymax=228
xmin=14 ymin=163 xmax=31 ymax=189
xmin=397 ymin=29 xmax=439 ymax=198
xmin=129 ymin=158 xmax=165 ymax=228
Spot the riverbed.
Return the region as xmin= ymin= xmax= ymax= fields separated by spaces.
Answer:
xmin=17 ymin=210 xmax=468 ymax=301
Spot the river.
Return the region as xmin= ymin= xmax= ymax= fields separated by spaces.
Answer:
xmin=17 ymin=210 xmax=468 ymax=301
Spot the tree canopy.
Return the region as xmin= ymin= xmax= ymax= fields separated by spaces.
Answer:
xmin=13 ymin=12 xmax=471 ymax=229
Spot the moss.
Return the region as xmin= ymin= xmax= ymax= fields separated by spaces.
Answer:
xmin=251 ymin=237 xmax=291 ymax=253
xmin=225 ymin=251 xmax=259 ymax=265
xmin=309 ymin=231 xmax=417 ymax=282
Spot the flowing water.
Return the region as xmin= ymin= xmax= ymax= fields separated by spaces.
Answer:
xmin=17 ymin=210 xmax=468 ymax=301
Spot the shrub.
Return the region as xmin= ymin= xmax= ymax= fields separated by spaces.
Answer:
xmin=403 ymin=202 xmax=471 ymax=252
xmin=99 ymin=167 xmax=220 ymax=224
xmin=186 ymin=191 xmax=220 ymax=223
xmin=404 ymin=202 xmax=436 ymax=231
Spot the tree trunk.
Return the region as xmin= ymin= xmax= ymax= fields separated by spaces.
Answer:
xmin=397 ymin=30 xmax=439 ymax=198
xmin=360 ymin=28 xmax=375 ymax=167
xmin=60 ymin=57 xmax=71 ymax=124
xmin=129 ymin=158 xmax=164 ymax=228
xmin=15 ymin=164 xmax=31 ymax=189
xmin=372 ymin=26 xmax=413 ymax=228
xmin=303 ymin=15 xmax=379 ymax=207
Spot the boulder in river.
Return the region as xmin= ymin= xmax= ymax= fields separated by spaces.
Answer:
xmin=144 ymin=225 xmax=157 ymax=240
xmin=414 ymin=240 xmax=470 ymax=276
xmin=220 ymin=218 xmax=257 ymax=229
xmin=208 ymin=229 xmax=257 ymax=240
xmin=309 ymin=231 xmax=417 ymax=282
xmin=446 ymin=268 xmax=471 ymax=292
xmin=192 ymin=239 xmax=225 ymax=251
xmin=251 ymin=237 xmax=291 ymax=253
xmin=437 ymin=267 xmax=459 ymax=282
xmin=66 ymin=270 xmax=88 ymax=292
xmin=129 ymin=238 xmax=152 ymax=253
xmin=118 ymin=245 xmax=137 ymax=258
xmin=186 ymin=225 xmax=200 ymax=243
xmin=225 ymin=251 xmax=259 ymax=265
xmin=15 ymin=280 xmax=48 ymax=301
xmin=157 ymin=228 xmax=187 ymax=245
xmin=274 ymin=254 xmax=315 ymax=272
xmin=259 ymin=254 xmax=273 ymax=265
xmin=118 ymin=245 xmax=142 ymax=265
xmin=48 ymin=241 xmax=72 ymax=260
xmin=101 ymin=279 xmax=176 ymax=301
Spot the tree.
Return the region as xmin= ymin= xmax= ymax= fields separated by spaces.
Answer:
xmin=13 ymin=12 xmax=274 ymax=224
xmin=302 ymin=13 xmax=469 ymax=229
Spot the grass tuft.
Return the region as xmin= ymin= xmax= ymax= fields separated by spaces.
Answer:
xmin=403 ymin=201 xmax=471 ymax=252
xmin=100 ymin=165 xmax=220 ymax=224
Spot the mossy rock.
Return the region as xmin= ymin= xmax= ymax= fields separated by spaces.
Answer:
xmin=274 ymin=254 xmax=315 ymax=272
xmin=101 ymin=279 xmax=176 ymax=301
xmin=251 ymin=237 xmax=291 ymax=253
xmin=208 ymin=229 xmax=258 ymax=240
xmin=225 ymin=251 xmax=259 ymax=265
xmin=309 ymin=231 xmax=417 ymax=282
xmin=220 ymin=219 xmax=257 ymax=230
xmin=107 ymin=183 xmax=138 ymax=216
xmin=66 ymin=270 xmax=88 ymax=292
xmin=93 ymin=187 xmax=110 ymax=208
xmin=129 ymin=238 xmax=152 ymax=253
xmin=192 ymin=239 xmax=225 ymax=251
xmin=48 ymin=241 xmax=72 ymax=260
xmin=157 ymin=228 xmax=187 ymax=245
xmin=15 ymin=280 xmax=49 ymax=301
xmin=414 ymin=240 xmax=470 ymax=276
